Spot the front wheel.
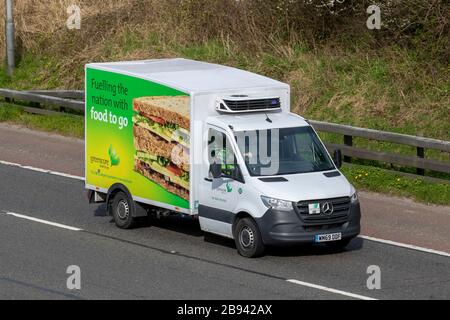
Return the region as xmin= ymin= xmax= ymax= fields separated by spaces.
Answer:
xmin=110 ymin=191 xmax=135 ymax=229
xmin=234 ymin=218 xmax=265 ymax=258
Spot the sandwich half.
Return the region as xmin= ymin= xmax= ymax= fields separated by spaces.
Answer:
xmin=133 ymin=96 xmax=190 ymax=201
xmin=134 ymin=96 xmax=190 ymax=148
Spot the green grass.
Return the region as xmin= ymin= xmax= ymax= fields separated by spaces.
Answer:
xmin=341 ymin=163 xmax=450 ymax=206
xmin=0 ymin=55 xmax=63 ymax=90
xmin=2 ymin=38 xmax=448 ymax=141
xmin=0 ymin=102 xmax=84 ymax=138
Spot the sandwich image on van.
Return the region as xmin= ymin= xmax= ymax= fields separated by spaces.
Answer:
xmin=133 ymin=96 xmax=190 ymax=200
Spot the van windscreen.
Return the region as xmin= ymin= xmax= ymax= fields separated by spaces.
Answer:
xmin=235 ymin=126 xmax=335 ymax=176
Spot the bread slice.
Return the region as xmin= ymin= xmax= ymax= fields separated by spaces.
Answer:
xmin=135 ymin=159 xmax=189 ymax=201
xmin=134 ymin=125 xmax=190 ymax=172
xmin=133 ymin=96 xmax=190 ymax=130
xmin=134 ymin=125 xmax=172 ymax=159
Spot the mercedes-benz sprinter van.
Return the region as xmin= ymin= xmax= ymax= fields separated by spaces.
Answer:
xmin=86 ymin=58 xmax=361 ymax=257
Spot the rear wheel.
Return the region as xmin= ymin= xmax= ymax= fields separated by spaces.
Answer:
xmin=234 ymin=217 xmax=265 ymax=258
xmin=110 ymin=191 xmax=135 ymax=229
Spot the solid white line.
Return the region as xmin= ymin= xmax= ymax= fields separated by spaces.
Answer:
xmin=3 ymin=212 xmax=83 ymax=231
xmin=0 ymin=160 xmax=84 ymax=181
xmin=359 ymin=235 xmax=450 ymax=258
xmin=286 ymin=279 xmax=377 ymax=300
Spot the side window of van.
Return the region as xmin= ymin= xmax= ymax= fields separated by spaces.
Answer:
xmin=208 ymin=128 xmax=241 ymax=180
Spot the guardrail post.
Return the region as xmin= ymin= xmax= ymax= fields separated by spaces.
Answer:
xmin=30 ymin=101 xmax=40 ymax=108
xmin=5 ymin=0 xmax=15 ymax=76
xmin=343 ymin=135 xmax=353 ymax=163
xmin=417 ymin=147 xmax=425 ymax=175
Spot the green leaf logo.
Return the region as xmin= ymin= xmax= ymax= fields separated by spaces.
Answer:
xmin=226 ymin=182 xmax=233 ymax=193
xmin=108 ymin=145 xmax=120 ymax=167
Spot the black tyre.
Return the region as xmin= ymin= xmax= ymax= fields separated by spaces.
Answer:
xmin=325 ymin=238 xmax=353 ymax=250
xmin=110 ymin=191 xmax=135 ymax=229
xmin=234 ymin=217 xmax=265 ymax=258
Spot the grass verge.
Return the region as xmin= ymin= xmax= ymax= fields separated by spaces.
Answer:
xmin=341 ymin=163 xmax=450 ymax=206
xmin=0 ymin=102 xmax=84 ymax=138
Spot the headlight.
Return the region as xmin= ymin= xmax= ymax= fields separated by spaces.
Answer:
xmin=261 ymin=196 xmax=293 ymax=211
xmin=351 ymin=191 xmax=359 ymax=203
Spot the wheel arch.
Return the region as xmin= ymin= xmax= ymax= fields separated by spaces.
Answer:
xmin=232 ymin=211 xmax=254 ymax=233
xmin=106 ymin=183 xmax=147 ymax=218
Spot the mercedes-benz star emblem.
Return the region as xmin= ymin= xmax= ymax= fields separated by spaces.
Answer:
xmin=322 ymin=202 xmax=334 ymax=215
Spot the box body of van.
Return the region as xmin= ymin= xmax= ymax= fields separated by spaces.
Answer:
xmin=85 ymin=58 xmax=361 ymax=257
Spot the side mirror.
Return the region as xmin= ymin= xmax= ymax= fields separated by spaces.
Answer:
xmin=333 ymin=149 xmax=343 ymax=169
xmin=209 ymin=163 xmax=222 ymax=179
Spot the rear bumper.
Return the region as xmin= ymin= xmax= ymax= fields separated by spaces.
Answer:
xmin=255 ymin=201 xmax=361 ymax=246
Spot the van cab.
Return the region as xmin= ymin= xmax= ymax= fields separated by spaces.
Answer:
xmin=198 ymin=112 xmax=360 ymax=257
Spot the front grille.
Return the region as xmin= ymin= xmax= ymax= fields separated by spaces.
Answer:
xmin=304 ymin=223 xmax=346 ymax=232
xmin=223 ymin=98 xmax=281 ymax=112
xmin=295 ymin=197 xmax=351 ymax=226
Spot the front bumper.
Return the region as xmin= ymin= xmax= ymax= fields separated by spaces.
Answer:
xmin=255 ymin=201 xmax=361 ymax=246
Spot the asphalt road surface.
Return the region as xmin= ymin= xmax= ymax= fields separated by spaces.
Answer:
xmin=0 ymin=124 xmax=449 ymax=300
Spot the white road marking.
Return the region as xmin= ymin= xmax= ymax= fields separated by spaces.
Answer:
xmin=358 ymin=235 xmax=450 ymax=258
xmin=2 ymin=208 xmax=375 ymax=301
xmin=0 ymin=160 xmax=84 ymax=181
xmin=1 ymin=160 xmax=449 ymax=258
xmin=286 ymin=279 xmax=377 ymax=300
xmin=2 ymin=212 xmax=83 ymax=231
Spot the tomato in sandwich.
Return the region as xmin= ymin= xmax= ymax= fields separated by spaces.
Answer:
xmin=140 ymin=112 xmax=166 ymax=125
xmin=167 ymin=164 xmax=183 ymax=177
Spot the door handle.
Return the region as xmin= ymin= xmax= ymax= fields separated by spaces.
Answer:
xmin=204 ymin=178 xmax=213 ymax=182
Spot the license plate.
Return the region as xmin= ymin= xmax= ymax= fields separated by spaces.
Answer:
xmin=315 ymin=233 xmax=342 ymax=243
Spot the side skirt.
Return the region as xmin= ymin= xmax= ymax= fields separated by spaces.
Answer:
xmin=198 ymin=205 xmax=234 ymax=239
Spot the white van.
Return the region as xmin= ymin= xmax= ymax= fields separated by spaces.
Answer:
xmin=85 ymin=58 xmax=361 ymax=257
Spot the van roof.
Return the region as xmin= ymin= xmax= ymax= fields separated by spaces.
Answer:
xmin=86 ymin=58 xmax=288 ymax=94
xmin=211 ymin=112 xmax=309 ymax=132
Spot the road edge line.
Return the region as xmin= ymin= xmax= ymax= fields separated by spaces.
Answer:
xmin=286 ymin=279 xmax=377 ymax=300
xmin=2 ymin=211 xmax=83 ymax=231
xmin=0 ymin=160 xmax=84 ymax=181
xmin=358 ymin=235 xmax=450 ymax=258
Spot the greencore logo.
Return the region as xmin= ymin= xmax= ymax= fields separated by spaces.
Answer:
xmin=238 ymin=187 xmax=243 ymax=195
xmin=108 ymin=145 xmax=120 ymax=167
xmin=226 ymin=182 xmax=233 ymax=193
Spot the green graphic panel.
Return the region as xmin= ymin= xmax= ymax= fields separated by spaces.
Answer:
xmin=86 ymin=68 xmax=190 ymax=209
